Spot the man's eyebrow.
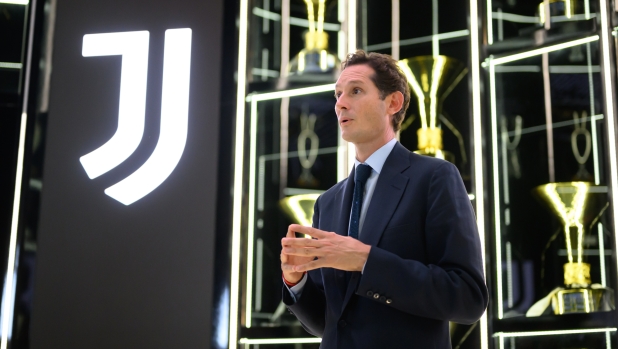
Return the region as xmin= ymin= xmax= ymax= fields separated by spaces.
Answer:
xmin=334 ymin=79 xmax=366 ymax=89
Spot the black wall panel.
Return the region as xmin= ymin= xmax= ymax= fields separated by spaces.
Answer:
xmin=30 ymin=0 xmax=223 ymax=348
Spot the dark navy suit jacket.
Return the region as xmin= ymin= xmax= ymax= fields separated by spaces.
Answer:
xmin=282 ymin=142 xmax=488 ymax=349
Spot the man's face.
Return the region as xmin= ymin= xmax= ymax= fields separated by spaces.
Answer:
xmin=334 ymin=64 xmax=393 ymax=145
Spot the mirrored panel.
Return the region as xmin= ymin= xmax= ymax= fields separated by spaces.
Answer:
xmin=486 ymin=35 xmax=617 ymax=325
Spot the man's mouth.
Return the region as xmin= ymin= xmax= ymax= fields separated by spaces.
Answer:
xmin=339 ymin=116 xmax=352 ymax=125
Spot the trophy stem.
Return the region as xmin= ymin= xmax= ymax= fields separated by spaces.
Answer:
xmin=564 ymin=225 xmax=573 ymax=264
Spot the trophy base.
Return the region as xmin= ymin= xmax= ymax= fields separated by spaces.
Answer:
xmin=551 ymin=287 xmax=614 ymax=315
xmin=413 ymin=149 xmax=455 ymax=164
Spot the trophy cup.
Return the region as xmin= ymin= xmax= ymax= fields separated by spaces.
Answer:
xmin=531 ymin=114 xmax=613 ymax=315
xmin=397 ymin=56 xmax=468 ymax=163
xmin=280 ymin=194 xmax=321 ymax=237
xmin=288 ymin=0 xmax=338 ymax=76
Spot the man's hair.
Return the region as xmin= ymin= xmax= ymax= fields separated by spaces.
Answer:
xmin=341 ymin=50 xmax=411 ymax=132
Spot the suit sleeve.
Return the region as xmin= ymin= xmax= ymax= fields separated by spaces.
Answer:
xmin=281 ymin=196 xmax=326 ymax=337
xmin=356 ymin=161 xmax=488 ymax=324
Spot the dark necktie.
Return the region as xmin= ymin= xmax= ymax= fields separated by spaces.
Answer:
xmin=349 ymin=164 xmax=372 ymax=239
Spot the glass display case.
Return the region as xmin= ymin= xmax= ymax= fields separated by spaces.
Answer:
xmin=230 ymin=0 xmax=484 ymax=348
xmin=230 ymin=0 xmax=618 ymax=348
xmin=481 ymin=0 xmax=618 ymax=348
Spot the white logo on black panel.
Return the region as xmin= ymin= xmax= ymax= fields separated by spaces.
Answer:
xmin=79 ymin=29 xmax=192 ymax=205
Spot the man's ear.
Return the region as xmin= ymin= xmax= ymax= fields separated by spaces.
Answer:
xmin=386 ymin=91 xmax=404 ymax=116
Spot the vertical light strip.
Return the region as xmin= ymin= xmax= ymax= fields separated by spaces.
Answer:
xmin=245 ymin=100 xmax=258 ymax=328
xmin=391 ymin=0 xmax=399 ymax=60
xmin=489 ymin=61 xmax=504 ymax=319
xmin=255 ymin=238 xmax=264 ymax=311
xmin=432 ymin=0 xmax=439 ymax=56
xmin=469 ymin=0 xmax=488 ymax=347
xmin=487 ymin=0 xmax=493 ymax=45
xmin=497 ymin=8 xmax=503 ymax=41
xmin=278 ymin=0 xmax=290 ymax=191
xmin=3 ymin=0 xmax=37 ymax=345
xmin=606 ymin=331 xmax=611 ymax=349
xmin=586 ymin=43 xmax=601 ymax=184
xmin=506 ymin=241 xmax=513 ymax=308
xmin=337 ymin=0 xmax=347 ymax=179
xmin=346 ymin=0 xmax=357 ymax=172
xmin=347 ymin=0 xmax=356 ymax=53
xmin=542 ymin=53 xmax=555 ymax=182
xmin=599 ymin=224 xmax=607 ymax=286
xmin=598 ymin=0 xmax=618 ymax=287
xmin=337 ymin=0 xmax=346 ymax=59
xmin=230 ymin=0 xmax=249 ymax=346
xmin=500 ymin=122 xmax=510 ymax=205
xmin=2 ymin=113 xmax=27 ymax=349
xmin=543 ymin=0 xmax=551 ymax=30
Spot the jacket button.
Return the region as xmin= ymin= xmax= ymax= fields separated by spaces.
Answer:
xmin=379 ymin=296 xmax=386 ymax=302
xmin=338 ymin=320 xmax=347 ymax=327
xmin=373 ymin=293 xmax=380 ymax=299
xmin=366 ymin=291 xmax=373 ymax=297
xmin=386 ymin=299 xmax=392 ymax=304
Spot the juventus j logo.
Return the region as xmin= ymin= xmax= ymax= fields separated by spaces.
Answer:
xmin=79 ymin=29 xmax=192 ymax=205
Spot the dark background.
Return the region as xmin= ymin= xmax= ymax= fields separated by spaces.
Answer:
xmin=28 ymin=0 xmax=224 ymax=348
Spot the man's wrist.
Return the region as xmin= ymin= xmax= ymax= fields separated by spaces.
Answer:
xmin=283 ymin=271 xmax=306 ymax=286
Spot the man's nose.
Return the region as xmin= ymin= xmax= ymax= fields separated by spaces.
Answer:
xmin=335 ymin=95 xmax=349 ymax=113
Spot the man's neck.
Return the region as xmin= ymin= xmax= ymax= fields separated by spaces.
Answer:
xmin=354 ymin=133 xmax=395 ymax=163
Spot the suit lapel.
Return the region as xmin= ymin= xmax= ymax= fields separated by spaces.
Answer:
xmin=359 ymin=143 xmax=411 ymax=246
xmin=341 ymin=143 xmax=411 ymax=309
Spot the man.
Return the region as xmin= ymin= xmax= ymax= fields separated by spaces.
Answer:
xmin=280 ymin=50 xmax=488 ymax=348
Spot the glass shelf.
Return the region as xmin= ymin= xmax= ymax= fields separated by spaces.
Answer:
xmin=482 ymin=0 xmax=618 ymax=342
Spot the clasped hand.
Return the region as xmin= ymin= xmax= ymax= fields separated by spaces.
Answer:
xmin=280 ymin=224 xmax=371 ymax=283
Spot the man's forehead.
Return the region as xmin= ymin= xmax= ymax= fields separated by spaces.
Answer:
xmin=335 ymin=65 xmax=375 ymax=87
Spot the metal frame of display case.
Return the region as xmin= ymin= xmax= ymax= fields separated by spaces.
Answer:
xmin=230 ymin=0 xmax=357 ymax=347
xmin=230 ymin=0 xmax=491 ymax=348
xmin=473 ymin=0 xmax=618 ymax=347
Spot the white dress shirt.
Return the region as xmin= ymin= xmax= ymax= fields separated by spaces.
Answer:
xmin=286 ymin=138 xmax=398 ymax=299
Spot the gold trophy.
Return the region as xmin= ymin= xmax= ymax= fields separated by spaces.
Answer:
xmin=289 ymin=0 xmax=338 ymax=75
xmin=531 ymin=113 xmax=613 ymax=315
xmin=280 ymin=194 xmax=321 ymax=237
xmin=397 ymin=56 xmax=468 ymax=163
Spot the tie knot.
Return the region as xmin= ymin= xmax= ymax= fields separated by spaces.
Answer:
xmin=355 ymin=164 xmax=372 ymax=184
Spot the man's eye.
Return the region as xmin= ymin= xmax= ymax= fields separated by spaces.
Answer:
xmin=353 ymin=88 xmax=361 ymax=94
xmin=334 ymin=92 xmax=341 ymax=99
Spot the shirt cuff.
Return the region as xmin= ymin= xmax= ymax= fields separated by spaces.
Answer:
xmin=284 ymin=273 xmax=308 ymax=302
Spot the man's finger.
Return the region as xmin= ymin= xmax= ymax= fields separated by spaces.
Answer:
xmin=281 ymin=262 xmax=297 ymax=272
xmin=286 ymin=226 xmax=297 ymax=238
xmin=289 ymin=224 xmax=328 ymax=239
xmin=283 ymin=247 xmax=325 ymax=258
xmin=281 ymin=237 xmax=322 ymax=247
xmin=293 ymin=258 xmax=325 ymax=272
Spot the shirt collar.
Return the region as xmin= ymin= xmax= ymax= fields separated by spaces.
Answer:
xmin=354 ymin=138 xmax=397 ymax=175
